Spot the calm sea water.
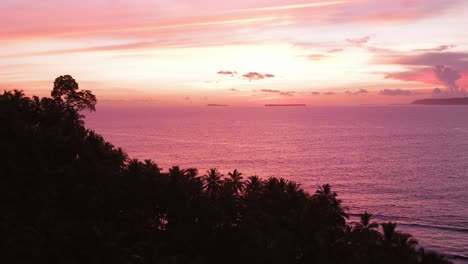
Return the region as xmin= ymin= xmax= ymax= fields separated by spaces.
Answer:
xmin=86 ymin=106 xmax=468 ymax=262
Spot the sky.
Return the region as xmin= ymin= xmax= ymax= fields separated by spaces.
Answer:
xmin=1 ymin=0 xmax=468 ymax=106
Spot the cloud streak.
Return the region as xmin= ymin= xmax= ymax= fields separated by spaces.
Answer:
xmin=345 ymin=89 xmax=368 ymax=95
xmin=346 ymin=36 xmax=371 ymax=46
xmin=235 ymin=0 xmax=347 ymax=12
xmin=218 ymin=71 xmax=237 ymax=75
xmin=261 ymin=89 xmax=295 ymax=96
xmin=243 ymin=72 xmax=275 ymax=81
xmin=378 ymin=89 xmax=413 ymax=96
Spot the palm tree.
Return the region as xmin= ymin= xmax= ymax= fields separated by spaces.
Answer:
xmin=381 ymin=222 xmax=397 ymax=244
xmin=184 ymin=168 xmax=198 ymax=180
xmin=285 ymin=181 xmax=300 ymax=195
xmin=169 ymin=166 xmax=184 ymax=184
xmin=203 ymin=168 xmax=223 ymax=198
xmin=227 ymin=169 xmax=245 ymax=195
xmin=315 ymin=184 xmax=335 ymax=199
xmin=393 ymin=232 xmax=418 ymax=249
xmin=183 ymin=168 xmax=202 ymax=191
xmin=356 ymin=211 xmax=379 ymax=231
xmin=314 ymin=184 xmax=348 ymax=222
xmin=245 ymin=175 xmax=262 ymax=194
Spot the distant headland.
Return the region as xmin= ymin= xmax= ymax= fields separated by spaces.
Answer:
xmin=412 ymin=97 xmax=468 ymax=105
xmin=264 ymin=104 xmax=306 ymax=107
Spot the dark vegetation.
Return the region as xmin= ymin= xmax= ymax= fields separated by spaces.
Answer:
xmin=1 ymin=76 xmax=452 ymax=263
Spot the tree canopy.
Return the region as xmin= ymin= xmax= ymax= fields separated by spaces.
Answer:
xmin=51 ymin=74 xmax=97 ymax=111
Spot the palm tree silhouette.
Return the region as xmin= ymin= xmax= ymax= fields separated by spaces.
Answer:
xmin=203 ymin=168 xmax=223 ymax=199
xmin=381 ymin=222 xmax=397 ymax=244
xmin=169 ymin=165 xmax=184 ymax=184
xmin=394 ymin=232 xmax=418 ymax=249
xmin=184 ymin=168 xmax=198 ymax=180
xmin=227 ymin=169 xmax=245 ymax=195
xmin=356 ymin=211 xmax=379 ymax=231
xmin=315 ymin=184 xmax=335 ymax=199
xmin=314 ymin=184 xmax=348 ymax=222
xmin=245 ymin=175 xmax=263 ymax=194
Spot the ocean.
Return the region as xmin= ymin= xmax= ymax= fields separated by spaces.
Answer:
xmin=86 ymin=105 xmax=468 ymax=262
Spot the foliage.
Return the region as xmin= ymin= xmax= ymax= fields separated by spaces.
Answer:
xmin=52 ymin=75 xmax=97 ymax=111
xmin=0 ymin=77 xmax=452 ymax=264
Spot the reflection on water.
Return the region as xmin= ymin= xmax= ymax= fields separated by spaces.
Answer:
xmin=87 ymin=106 xmax=468 ymax=262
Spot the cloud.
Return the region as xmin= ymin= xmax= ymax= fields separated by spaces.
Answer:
xmin=346 ymin=36 xmax=371 ymax=46
xmin=430 ymin=65 xmax=468 ymax=97
xmin=217 ymin=70 xmax=237 ymax=75
xmin=345 ymin=89 xmax=368 ymax=95
xmin=243 ymin=72 xmax=275 ymax=81
xmin=2 ymin=0 xmax=464 ymax=45
xmin=383 ymin=67 xmax=436 ymax=84
xmin=378 ymin=89 xmax=413 ymax=96
xmin=228 ymin=88 xmax=239 ymax=91
xmin=432 ymin=88 xmax=443 ymax=95
xmin=1 ymin=42 xmax=158 ymax=58
xmin=184 ymin=96 xmax=191 ymax=100
xmin=399 ymin=52 xmax=468 ymax=70
xmin=261 ymin=89 xmax=295 ymax=96
xmin=431 ymin=86 xmax=467 ymax=98
xmin=414 ymin=45 xmax=456 ymax=52
xmin=379 ymin=51 xmax=468 ymax=71
xmin=261 ymin=89 xmax=281 ymax=93
xmin=235 ymin=1 xmax=347 ymax=12
xmin=434 ymin=65 xmax=461 ymax=93
xmin=324 ymin=91 xmax=336 ymax=95
xmin=375 ymin=49 xmax=468 ymax=91
xmin=333 ymin=0 xmax=466 ymax=23
xmin=311 ymin=91 xmax=320 ymax=95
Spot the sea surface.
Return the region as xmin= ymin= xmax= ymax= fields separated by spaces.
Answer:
xmin=86 ymin=106 xmax=468 ymax=262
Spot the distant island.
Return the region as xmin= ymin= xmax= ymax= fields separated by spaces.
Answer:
xmin=412 ymin=97 xmax=468 ymax=105
xmin=206 ymin=104 xmax=229 ymax=106
xmin=265 ymin=104 xmax=306 ymax=107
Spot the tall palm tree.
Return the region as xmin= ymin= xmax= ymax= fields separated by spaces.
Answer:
xmin=203 ymin=168 xmax=223 ymax=198
xmin=227 ymin=169 xmax=245 ymax=195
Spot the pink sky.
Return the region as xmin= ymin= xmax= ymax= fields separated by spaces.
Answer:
xmin=1 ymin=0 xmax=468 ymax=105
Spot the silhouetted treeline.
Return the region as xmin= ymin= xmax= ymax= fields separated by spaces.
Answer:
xmin=0 ymin=76 xmax=452 ymax=264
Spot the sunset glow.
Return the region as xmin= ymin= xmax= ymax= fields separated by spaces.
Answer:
xmin=2 ymin=0 xmax=468 ymax=105
xmin=3 ymin=2 xmax=468 ymax=262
